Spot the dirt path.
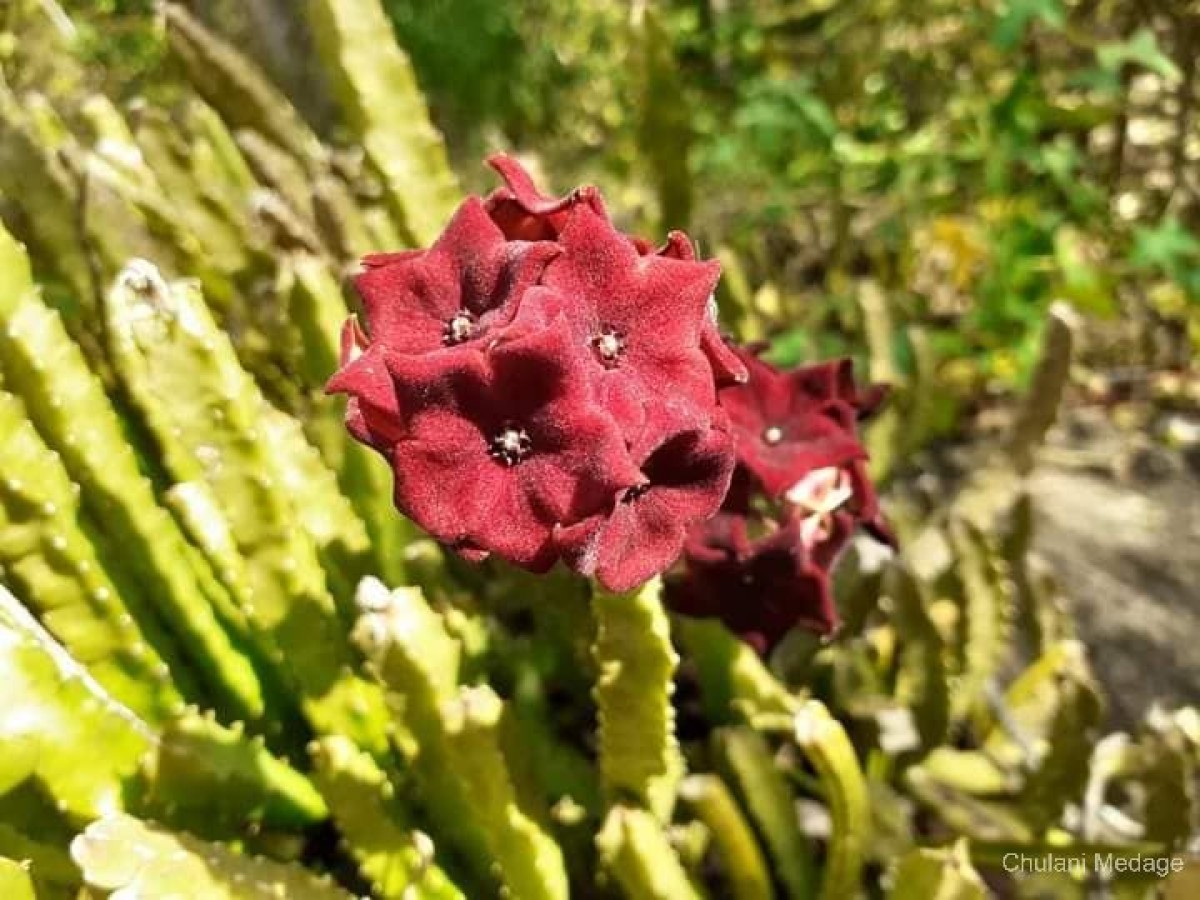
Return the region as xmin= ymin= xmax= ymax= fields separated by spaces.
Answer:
xmin=1030 ymin=420 xmax=1200 ymax=728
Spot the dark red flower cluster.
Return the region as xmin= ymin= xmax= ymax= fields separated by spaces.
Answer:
xmin=667 ymin=346 xmax=894 ymax=653
xmin=328 ymin=155 xmax=741 ymax=591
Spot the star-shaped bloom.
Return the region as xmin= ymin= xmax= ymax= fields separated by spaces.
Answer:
xmin=353 ymin=196 xmax=559 ymax=358
xmin=556 ymin=427 xmax=735 ymax=592
xmin=382 ymin=317 xmax=642 ymax=571
xmin=330 ymin=153 xmax=893 ymax=599
xmin=484 ymin=155 xmax=745 ymax=387
xmin=521 ymin=202 xmax=722 ymax=443
xmin=719 ymin=348 xmax=881 ymax=498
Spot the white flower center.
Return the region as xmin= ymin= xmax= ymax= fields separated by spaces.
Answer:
xmin=592 ymin=329 xmax=626 ymax=367
xmin=443 ymin=310 xmax=477 ymax=345
xmin=490 ymin=424 xmax=532 ymax=466
xmin=786 ymin=466 xmax=854 ymax=546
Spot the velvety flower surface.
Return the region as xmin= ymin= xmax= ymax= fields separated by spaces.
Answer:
xmin=668 ymin=512 xmax=853 ymax=653
xmin=384 ymin=319 xmax=641 ymax=570
xmin=329 ymin=154 xmax=739 ymax=589
xmin=719 ymin=348 xmax=873 ymax=498
xmin=652 ymin=230 xmax=748 ymax=388
xmin=556 ymin=428 xmax=735 ymax=592
xmin=526 ymin=202 xmax=722 ymax=442
xmin=483 ymin=153 xmax=599 ymax=241
xmin=354 ymin=197 xmax=559 ymax=357
xmin=327 ymin=316 xmax=403 ymax=450
xmin=486 ymin=155 xmax=747 ymax=389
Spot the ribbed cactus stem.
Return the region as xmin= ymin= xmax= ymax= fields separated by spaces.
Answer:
xmin=71 ymin=813 xmax=352 ymax=899
xmin=0 ymin=231 xmax=266 ymax=724
xmin=0 ymin=582 xmax=155 ymax=820
xmin=596 ymin=806 xmax=702 ymax=900
xmin=1008 ymin=304 xmax=1075 ymax=475
xmin=104 ymin=260 xmax=389 ymax=754
xmin=294 ymin=258 xmax=415 ymax=592
xmin=304 ymin=0 xmax=460 ymax=245
xmin=715 ymin=727 xmax=817 ymax=900
xmin=888 ymin=840 xmax=987 ymax=900
xmin=590 ymin=577 xmax=685 ymax=822
xmin=0 ymin=88 xmax=95 ymax=314
xmin=137 ymin=710 xmax=329 ymax=834
xmin=440 ymin=686 xmax=569 ymax=900
xmin=0 ymin=389 xmax=183 ymax=723
xmin=677 ymin=621 xmax=869 ymax=900
xmin=309 ymin=736 xmax=464 ymax=900
xmin=792 ymin=700 xmax=870 ymax=900
xmin=160 ymin=4 xmax=325 ymax=165
xmin=353 ymin=579 xmax=568 ymax=900
xmin=678 ymin=775 xmax=773 ymax=900
xmin=675 ymin=618 xmax=794 ymax=721
xmin=1 ymin=582 xmax=326 ymax=835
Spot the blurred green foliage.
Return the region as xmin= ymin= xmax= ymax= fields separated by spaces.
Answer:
xmin=379 ymin=0 xmax=1198 ymax=441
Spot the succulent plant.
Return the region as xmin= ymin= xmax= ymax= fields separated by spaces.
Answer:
xmin=0 ymin=3 xmax=1195 ymax=899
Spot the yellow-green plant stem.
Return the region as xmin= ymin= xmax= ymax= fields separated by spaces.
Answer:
xmin=679 ymin=774 xmax=773 ymax=900
xmin=679 ymin=619 xmax=870 ymax=900
xmin=590 ymin=578 xmax=684 ymax=822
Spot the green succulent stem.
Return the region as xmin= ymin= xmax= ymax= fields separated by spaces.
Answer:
xmin=596 ymin=806 xmax=703 ymax=900
xmin=678 ymin=620 xmax=869 ymax=900
xmin=309 ymin=736 xmax=464 ymax=900
xmin=590 ymin=578 xmax=685 ymax=822
xmin=792 ymin=700 xmax=870 ymax=900
xmin=715 ymin=727 xmax=818 ymax=900
xmin=679 ymin=774 xmax=773 ymax=900
xmin=352 ymin=578 xmax=568 ymax=900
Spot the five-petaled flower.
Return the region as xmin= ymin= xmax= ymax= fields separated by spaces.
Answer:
xmin=383 ymin=318 xmax=641 ymax=571
xmin=522 ymin=201 xmax=722 ymax=443
xmin=354 ymin=197 xmax=559 ymax=358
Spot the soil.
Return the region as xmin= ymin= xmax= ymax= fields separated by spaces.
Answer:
xmin=1030 ymin=408 xmax=1200 ymax=728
